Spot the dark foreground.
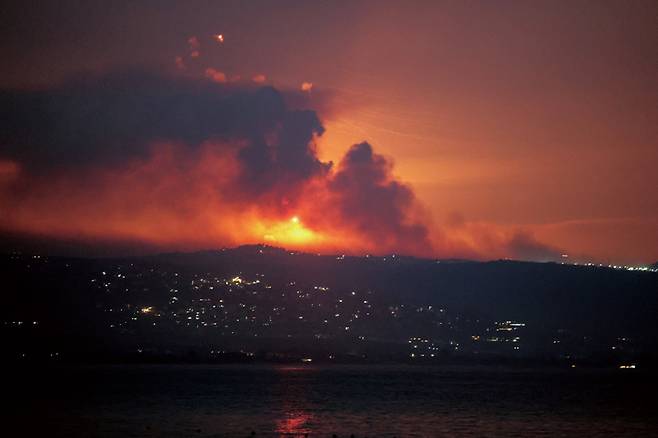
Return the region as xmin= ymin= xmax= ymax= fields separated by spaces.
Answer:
xmin=7 ymin=364 xmax=658 ymax=437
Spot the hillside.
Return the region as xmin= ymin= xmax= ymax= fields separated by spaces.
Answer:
xmin=2 ymin=245 xmax=657 ymax=365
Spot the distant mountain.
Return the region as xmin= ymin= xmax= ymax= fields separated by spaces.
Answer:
xmin=2 ymin=246 xmax=657 ymax=365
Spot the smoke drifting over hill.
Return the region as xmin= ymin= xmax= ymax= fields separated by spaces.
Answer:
xmin=0 ymin=71 xmax=557 ymax=260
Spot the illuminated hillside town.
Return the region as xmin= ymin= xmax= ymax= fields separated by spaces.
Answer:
xmin=4 ymin=246 xmax=656 ymax=367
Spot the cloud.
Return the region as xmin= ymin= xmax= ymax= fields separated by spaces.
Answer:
xmin=0 ymin=160 xmax=20 ymax=184
xmin=438 ymin=215 xmax=563 ymax=262
xmin=0 ymin=70 xmax=559 ymax=261
xmin=174 ymin=56 xmax=186 ymax=70
xmin=188 ymin=36 xmax=200 ymax=50
xmin=187 ymin=36 xmax=201 ymax=58
xmin=0 ymin=71 xmax=432 ymax=256
xmin=504 ymin=230 xmax=561 ymax=262
xmin=325 ymin=142 xmax=432 ymax=254
xmin=205 ymin=68 xmax=227 ymax=83
xmin=0 ymin=71 xmax=327 ymax=192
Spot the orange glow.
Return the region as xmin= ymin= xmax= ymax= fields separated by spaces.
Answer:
xmin=275 ymin=411 xmax=312 ymax=435
xmin=187 ymin=36 xmax=199 ymax=48
xmin=0 ymin=143 xmax=358 ymax=254
xmin=174 ymin=56 xmax=185 ymax=70
xmin=257 ymin=216 xmax=324 ymax=247
xmin=0 ymin=160 xmax=20 ymax=182
xmin=205 ymin=68 xmax=226 ymax=83
xmin=1 ymin=2 xmax=656 ymax=264
xmin=252 ymin=74 xmax=266 ymax=83
xmin=0 ymin=141 xmax=555 ymax=260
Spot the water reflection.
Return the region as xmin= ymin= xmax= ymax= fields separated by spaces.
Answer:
xmin=275 ymin=410 xmax=313 ymax=436
xmin=274 ymin=366 xmax=315 ymax=436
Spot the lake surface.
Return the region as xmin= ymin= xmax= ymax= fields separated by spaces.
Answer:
xmin=7 ymin=364 xmax=658 ymax=437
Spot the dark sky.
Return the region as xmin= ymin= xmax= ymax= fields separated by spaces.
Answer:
xmin=0 ymin=0 xmax=656 ymax=263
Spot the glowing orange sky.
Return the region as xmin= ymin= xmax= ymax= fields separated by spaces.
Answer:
xmin=0 ymin=1 xmax=656 ymax=264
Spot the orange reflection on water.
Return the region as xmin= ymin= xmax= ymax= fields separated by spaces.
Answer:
xmin=274 ymin=365 xmax=315 ymax=436
xmin=275 ymin=410 xmax=312 ymax=436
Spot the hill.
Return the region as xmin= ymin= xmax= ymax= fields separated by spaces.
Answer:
xmin=2 ymin=245 xmax=657 ymax=365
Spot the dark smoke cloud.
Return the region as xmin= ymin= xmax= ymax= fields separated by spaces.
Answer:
xmin=505 ymin=231 xmax=560 ymax=262
xmin=0 ymin=70 xmax=560 ymax=260
xmin=0 ymin=70 xmax=435 ymax=255
xmin=0 ymin=71 xmax=329 ymax=191
xmin=329 ymin=142 xmax=432 ymax=253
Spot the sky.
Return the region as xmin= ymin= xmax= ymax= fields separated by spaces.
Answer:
xmin=0 ymin=0 xmax=656 ymax=264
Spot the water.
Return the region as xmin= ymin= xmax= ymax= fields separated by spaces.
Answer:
xmin=7 ymin=364 xmax=658 ymax=437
